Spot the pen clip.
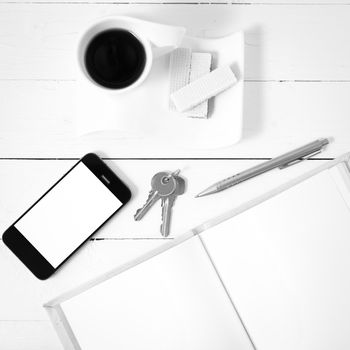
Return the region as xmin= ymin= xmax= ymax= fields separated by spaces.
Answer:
xmin=278 ymin=150 xmax=322 ymax=169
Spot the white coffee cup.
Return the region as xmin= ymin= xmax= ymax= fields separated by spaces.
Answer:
xmin=77 ymin=16 xmax=185 ymax=94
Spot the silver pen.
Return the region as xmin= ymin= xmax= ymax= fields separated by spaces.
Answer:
xmin=196 ymin=138 xmax=330 ymax=198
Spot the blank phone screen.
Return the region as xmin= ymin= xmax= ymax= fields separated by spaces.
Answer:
xmin=15 ymin=162 xmax=123 ymax=268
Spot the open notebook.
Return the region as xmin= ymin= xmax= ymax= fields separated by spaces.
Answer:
xmin=47 ymin=236 xmax=254 ymax=350
xmin=46 ymin=154 xmax=350 ymax=350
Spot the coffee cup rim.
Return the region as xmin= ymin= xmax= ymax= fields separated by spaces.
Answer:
xmin=77 ymin=16 xmax=153 ymax=93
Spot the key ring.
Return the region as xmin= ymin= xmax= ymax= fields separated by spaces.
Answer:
xmin=162 ymin=169 xmax=181 ymax=184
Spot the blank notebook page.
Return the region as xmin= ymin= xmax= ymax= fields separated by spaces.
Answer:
xmin=61 ymin=236 xmax=254 ymax=350
xmin=201 ymin=164 xmax=350 ymax=350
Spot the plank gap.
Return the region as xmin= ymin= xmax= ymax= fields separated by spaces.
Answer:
xmin=3 ymin=1 xmax=350 ymax=4
xmin=0 ymin=157 xmax=334 ymax=161
xmin=90 ymin=237 xmax=174 ymax=240
xmin=2 ymin=79 xmax=350 ymax=83
xmin=0 ymin=237 xmax=174 ymax=241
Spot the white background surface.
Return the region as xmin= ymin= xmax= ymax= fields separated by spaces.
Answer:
xmin=1 ymin=0 xmax=349 ymax=348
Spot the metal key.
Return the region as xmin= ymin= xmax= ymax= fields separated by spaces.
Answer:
xmin=160 ymin=175 xmax=185 ymax=237
xmin=134 ymin=171 xmax=178 ymax=221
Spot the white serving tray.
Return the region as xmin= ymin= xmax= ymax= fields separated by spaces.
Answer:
xmin=76 ymin=32 xmax=244 ymax=149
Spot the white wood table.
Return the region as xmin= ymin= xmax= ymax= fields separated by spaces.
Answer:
xmin=1 ymin=1 xmax=349 ymax=348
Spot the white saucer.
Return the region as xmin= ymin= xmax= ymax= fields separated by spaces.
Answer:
xmin=76 ymin=31 xmax=244 ymax=149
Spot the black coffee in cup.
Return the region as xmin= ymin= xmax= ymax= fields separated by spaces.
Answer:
xmin=84 ymin=29 xmax=146 ymax=89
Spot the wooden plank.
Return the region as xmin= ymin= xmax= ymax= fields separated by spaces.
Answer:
xmin=0 ymin=4 xmax=350 ymax=80
xmin=0 ymin=159 xmax=329 ymax=239
xmin=0 ymin=158 xmax=329 ymax=321
xmin=0 ymin=159 xmax=330 ymax=321
xmin=0 ymin=157 xmax=330 ymax=345
xmin=0 ymin=80 xmax=348 ymax=158
xmin=0 ymin=321 xmax=62 ymax=350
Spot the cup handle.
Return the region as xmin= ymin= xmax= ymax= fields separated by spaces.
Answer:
xmin=146 ymin=23 xmax=186 ymax=59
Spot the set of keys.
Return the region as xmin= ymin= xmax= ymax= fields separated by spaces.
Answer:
xmin=134 ymin=170 xmax=185 ymax=237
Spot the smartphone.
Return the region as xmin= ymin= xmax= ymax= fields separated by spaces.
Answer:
xmin=2 ymin=153 xmax=131 ymax=280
